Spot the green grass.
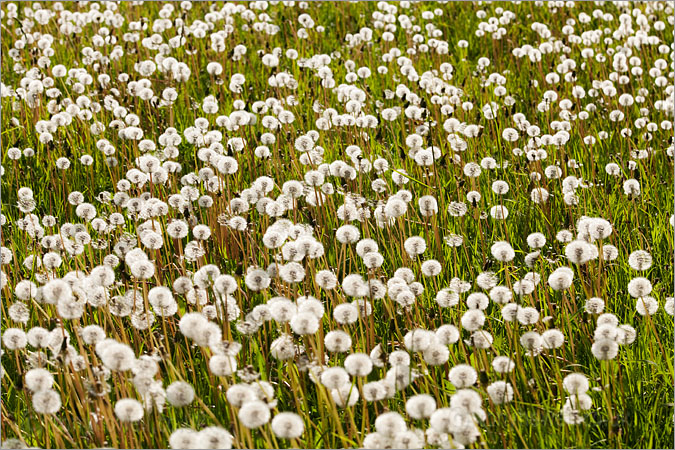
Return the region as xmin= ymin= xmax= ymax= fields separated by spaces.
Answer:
xmin=1 ymin=1 xmax=673 ymax=449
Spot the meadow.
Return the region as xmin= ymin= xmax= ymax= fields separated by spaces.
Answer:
xmin=1 ymin=1 xmax=674 ymax=448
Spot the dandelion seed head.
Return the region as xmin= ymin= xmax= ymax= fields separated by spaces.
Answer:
xmin=565 ymin=240 xmax=596 ymax=265
xmin=388 ymin=350 xmax=411 ymax=367
xmin=344 ymin=353 xmax=373 ymax=377
xmin=489 ymin=286 xmax=513 ymax=304
xmin=487 ymin=381 xmax=514 ymax=405
xmin=362 ymin=432 xmax=390 ymax=449
xmin=404 ymin=328 xmax=434 ymax=352
xmin=392 ymin=430 xmax=424 ymax=449
xmin=209 ymin=354 xmax=237 ymax=376
xmin=324 ymin=330 xmax=352 ymax=353
xmin=333 ymin=303 xmax=359 ymax=325
xmin=374 ymin=411 xmax=406 ymax=437
xmin=565 ymin=393 xmax=593 ymax=411
xmin=542 ymin=329 xmax=565 ymax=349
xmin=591 ymin=338 xmax=619 ymax=360
xmin=100 ymin=342 xmax=135 ymax=372
xmin=403 ymin=236 xmax=427 ymax=257
xmin=585 ymin=297 xmax=605 ymax=314
xmin=635 ymin=296 xmax=658 ymax=316
xmin=627 ymin=277 xmax=652 ymax=298
xmin=548 ymin=267 xmax=574 ymax=291
xmin=492 ymin=356 xmax=515 ymax=373
xmin=501 ymin=303 xmax=519 ymax=322
xmin=320 ymin=367 xmax=350 ymax=389
xmin=25 ymin=368 xmax=54 ymax=393
xmin=32 ymin=389 xmax=62 ymax=415
xmin=436 ymin=324 xmax=460 ymax=345
xmin=616 ymin=324 xmax=637 ymax=345
xmin=406 ymin=394 xmax=437 ymax=420
xmin=517 ymin=306 xmax=540 ymax=326
xmin=331 ymin=383 xmax=360 ymax=407
xmin=489 ymin=205 xmax=509 ymax=220
xmin=169 ymin=428 xmax=199 ymax=449
xmin=244 ymin=268 xmax=271 ymax=291
xmin=197 ymin=427 xmax=233 ymax=449
xmin=602 ymin=244 xmax=619 ymax=261
xmin=628 ymin=250 xmax=652 ymax=271
xmin=238 ymin=400 xmax=271 ymax=429
xmin=476 ymin=271 xmax=498 ymax=290
xmin=270 ymin=334 xmax=296 ymax=360
xmin=166 ymin=381 xmax=195 ymax=407
xmin=226 ymin=384 xmax=256 ymax=408
xmin=114 ymin=398 xmax=144 ymax=422
xmin=271 ymin=412 xmax=305 ymax=440
xmin=8 ymin=302 xmax=30 ymax=324
xmin=526 ymin=232 xmax=547 ymax=249
xmin=490 ymin=241 xmax=514 ymax=262
xmin=563 ymin=373 xmax=589 ymax=395
xmin=467 ymin=292 xmax=489 ymax=310
xmin=80 ymin=325 xmax=106 ymax=345
xmin=461 ymin=309 xmax=485 ymax=331
xmin=448 ymin=364 xmax=477 ymax=388
xmin=421 ymin=259 xmax=442 ymax=277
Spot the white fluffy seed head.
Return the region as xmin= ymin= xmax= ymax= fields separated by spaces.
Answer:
xmin=209 ymin=354 xmax=237 ymax=376
xmin=448 ymin=364 xmax=477 ymax=388
xmin=100 ymin=342 xmax=135 ymax=372
xmin=271 ymin=412 xmax=305 ymax=439
xmin=541 ymin=329 xmax=565 ymax=349
xmin=490 ymin=241 xmax=514 ymax=262
xmin=374 ymin=411 xmax=406 ymax=437
xmin=166 ymin=381 xmax=195 ymax=407
xmin=628 ymin=250 xmax=652 ymax=271
xmin=563 ymin=373 xmax=589 ymax=394
xmin=421 ymin=259 xmax=442 ymax=277
xmin=635 ymin=296 xmax=658 ymax=316
xmin=436 ymin=324 xmax=460 ymax=345
xmin=491 ymin=356 xmax=515 ymax=373
xmin=320 ymin=367 xmax=350 ymax=389
xmin=404 ymin=236 xmax=427 ymax=257
xmin=460 ymin=309 xmax=485 ymax=331
xmin=406 ymin=394 xmax=437 ymax=419
xmin=436 ymin=288 xmax=459 ymax=308
xmin=344 ymin=353 xmax=373 ymax=377
xmin=198 ymin=426 xmax=233 ymax=449
xmin=548 ymin=267 xmax=574 ymax=291
xmin=114 ymin=398 xmax=144 ymax=422
xmin=591 ymin=338 xmax=619 ymax=360
xmin=627 ymin=277 xmax=652 ymax=298
xmin=169 ymin=428 xmax=199 ymax=449
xmin=403 ymin=328 xmax=434 ymax=352
xmin=25 ymin=368 xmax=54 ymax=392
xmin=238 ymin=400 xmax=271 ymax=429
xmin=32 ymin=389 xmax=62 ymax=415
xmin=487 ymin=381 xmax=514 ymax=405
xmin=585 ymin=297 xmax=605 ymax=314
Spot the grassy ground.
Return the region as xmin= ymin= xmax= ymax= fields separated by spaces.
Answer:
xmin=1 ymin=1 xmax=673 ymax=448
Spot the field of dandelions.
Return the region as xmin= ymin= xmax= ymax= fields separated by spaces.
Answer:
xmin=1 ymin=1 xmax=674 ymax=449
